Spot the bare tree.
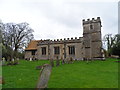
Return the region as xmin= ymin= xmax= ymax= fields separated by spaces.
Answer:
xmin=2 ymin=22 xmax=34 ymax=59
xmin=103 ymin=34 xmax=116 ymax=56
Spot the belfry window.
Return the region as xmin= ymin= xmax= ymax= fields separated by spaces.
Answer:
xmin=90 ymin=24 xmax=93 ymax=29
xmin=41 ymin=47 xmax=46 ymax=55
xmin=54 ymin=46 xmax=60 ymax=54
xmin=68 ymin=46 xmax=75 ymax=55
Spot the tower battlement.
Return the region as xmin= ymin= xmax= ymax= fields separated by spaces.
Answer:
xmin=83 ymin=17 xmax=101 ymax=25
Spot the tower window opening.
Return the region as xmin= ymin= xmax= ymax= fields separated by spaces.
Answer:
xmin=90 ymin=24 xmax=93 ymax=29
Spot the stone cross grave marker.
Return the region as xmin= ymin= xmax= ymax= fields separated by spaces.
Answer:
xmin=36 ymin=64 xmax=52 ymax=90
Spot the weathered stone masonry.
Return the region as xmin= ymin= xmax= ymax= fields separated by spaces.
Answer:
xmin=25 ymin=17 xmax=103 ymax=60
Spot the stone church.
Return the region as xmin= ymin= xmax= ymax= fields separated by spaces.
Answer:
xmin=25 ymin=17 xmax=103 ymax=60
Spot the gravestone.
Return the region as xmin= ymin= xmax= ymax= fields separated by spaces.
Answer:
xmin=56 ymin=59 xmax=60 ymax=66
xmin=56 ymin=56 xmax=60 ymax=66
xmin=2 ymin=57 xmax=5 ymax=61
xmin=13 ymin=60 xmax=19 ymax=65
xmin=61 ymin=57 xmax=64 ymax=64
xmin=50 ymin=59 xmax=54 ymax=67
xmin=70 ymin=57 xmax=73 ymax=64
xmin=2 ymin=57 xmax=6 ymax=66
xmin=30 ymin=58 xmax=32 ymax=61
xmin=66 ymin=58 xmax=69 ymax=64
xmin=12 ymin=58 xmax=14 ymax=62
xmin=62 ymin=59 xmax=65 ymax=64
xmin=7 ymin=61 xmax=13 ymax=65
xmin=17 ymin=58 xmax=19 ymax=61
xmin=36 ymin=64 xmax=52 ymax=89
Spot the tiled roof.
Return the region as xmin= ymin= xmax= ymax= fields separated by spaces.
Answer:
xmin=25 ymin=40 xmax=41 ymax=50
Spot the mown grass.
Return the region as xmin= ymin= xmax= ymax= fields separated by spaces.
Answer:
xmin=2 ymin=58 xmax=118 ymax=88
xmin=0 ymin=62 xmax=2 ymax=90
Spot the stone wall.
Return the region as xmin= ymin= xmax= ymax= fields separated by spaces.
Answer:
xmin=37 ymin=37 xmax=83 ymax=60
xmin=25 ymin=50 xmax=37 ymax=60
xmin=37 ymin=45 xmax=49 ymax=60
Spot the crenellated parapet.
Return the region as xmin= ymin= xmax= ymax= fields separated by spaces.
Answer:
xmin=83 ymin=17 xmax=101 ymax=25
xmin=38 ymin=37 xmax=83 ymax=45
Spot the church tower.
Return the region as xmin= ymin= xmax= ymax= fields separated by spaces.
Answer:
xmin=83 ymin=17 xmax=102 ymax=60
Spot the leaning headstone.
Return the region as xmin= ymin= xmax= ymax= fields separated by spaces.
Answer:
xmin=50 ymin=59 xmax=54 ymax=67
xmin=36 ymin=64 xmax=52 ymax=89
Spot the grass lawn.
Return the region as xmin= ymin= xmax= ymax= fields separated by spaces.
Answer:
xmin=0 ymin=62 xmax=2 ymax=90
xmin=2 ymin=58 xmax=118 ymax=88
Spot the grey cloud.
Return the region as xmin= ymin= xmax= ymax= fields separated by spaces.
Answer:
xmin=0 ymin=0 xmax=118 ymax=39
xmin=26 ymin=2 xmax=117 ymax=31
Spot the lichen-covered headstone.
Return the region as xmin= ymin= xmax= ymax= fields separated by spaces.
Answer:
xmin=36 ymin=64 xmax=52 ymax=89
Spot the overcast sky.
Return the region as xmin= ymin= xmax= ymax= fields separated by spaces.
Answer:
xmin=0 ymin=0 xmax=119 ymax=40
